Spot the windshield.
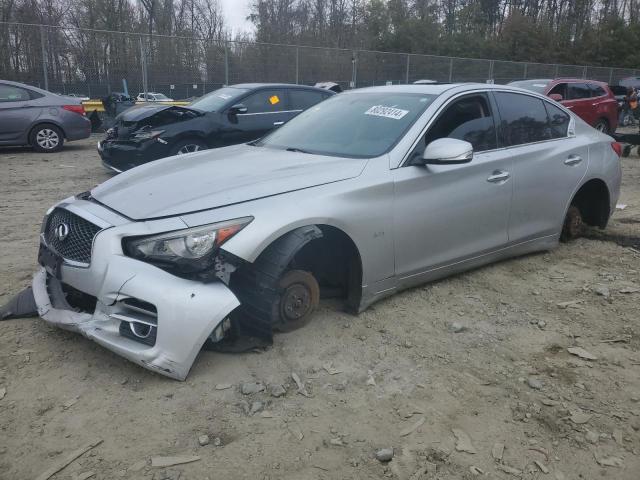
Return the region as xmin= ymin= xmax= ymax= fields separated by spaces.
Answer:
xmin=257 ymin=92 xmax=437 ymax=158
xmin=509 ymin=80 xmax=550 ymax=94
xmin=154 ymin=93 xmax=170 ymax=100
xmin=189 ymin=87 xmax=249 ymax=112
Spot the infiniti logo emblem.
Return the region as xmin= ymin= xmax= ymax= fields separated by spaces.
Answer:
xmin=55 ymin=223 xmax=70 ymax=242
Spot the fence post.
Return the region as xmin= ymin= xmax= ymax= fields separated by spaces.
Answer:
xmin=554 ymin=64 xmax=559 ymax=77
xmin=582 ymin=66 xmax=587 ymax=79
xmin=139 ymin=36 xmax=148 ymax=99
xmin=351 ymin=51 xmax=357 ymax=88
xmin=224 ymin=40 xmax=229 ymax=86
xmin=608 ymin=68 xmax=613 ymax=84
xmin=488 ymin=60 xmax=494 ymax=82
xmin=295 ymin=46 xmax=299 ymax=84
xmin=40 ymin=25 xmax=48 ymax=91
xmin=523 ymin=63 xmax=528 ymax=79
xmin=405 ymin=54 xmax=410 ymax=84
xmin=448 ymin=58 xmax=453 ymax=82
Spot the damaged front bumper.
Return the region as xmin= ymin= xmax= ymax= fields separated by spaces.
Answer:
xmin=33 ymin=200 xmax=240 ymax=380
xmin=98 ymin=139 xmax=169 ymax=172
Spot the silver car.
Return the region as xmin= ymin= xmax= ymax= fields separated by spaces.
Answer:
xmin=32 ymin=84 xmax=621 ymax=380
xmin=0 ymin=80 xmax=91 ymax=152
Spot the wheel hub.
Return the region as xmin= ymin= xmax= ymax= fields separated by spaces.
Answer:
xmin=564 ymin=206 xmax=583 ymax=239
xmin=36 ymin=129 xmax=59 ymax=149
xmin=281 ymin=284 xmax=311 ymax=322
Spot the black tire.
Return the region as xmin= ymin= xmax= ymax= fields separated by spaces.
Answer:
xmin=561 ymin=205 xmax=584 ymax=242
xmin=169 ymin=138 xmax=207 ymax=156
xmin=593 ymin=119 xmax=609 ymax=134
xmin=30 ymin=124 xmax=64 ymax=152
xmin=230 ymin=226 xmax=324 ymax=337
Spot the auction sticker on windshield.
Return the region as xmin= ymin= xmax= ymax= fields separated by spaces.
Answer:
xmin=365 ymin=105 xmax=409 ymax=120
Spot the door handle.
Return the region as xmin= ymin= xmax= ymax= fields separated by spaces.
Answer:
xmin=273 ymin=121 xmax=284 ymax=126
xmin=487 ymin=170 xmax=510 ymax=183
xmin=564 ymin=154 xmax=583 ymax=166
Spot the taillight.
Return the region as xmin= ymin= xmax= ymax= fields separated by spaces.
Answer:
xmin=62 ymin=104 xmax=86 ymax=116
xmin=611 ymin=142 xmax=622 ymax=157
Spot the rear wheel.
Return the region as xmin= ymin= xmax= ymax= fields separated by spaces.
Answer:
xmin=170 ymin=138 xmax=207 ymax=156
xmin=30 ymin=124 xmax=64 ymax=153
xmin=561 ymin=205 xmax=584 ymax=242
xmin=594 ymin=119 xmax=609 ymax=134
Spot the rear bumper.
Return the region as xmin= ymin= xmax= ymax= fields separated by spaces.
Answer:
xmin=63 ymin=114 xmax=92 ymax=141
xmin=33 ymin=201 xmax=240 ymax=380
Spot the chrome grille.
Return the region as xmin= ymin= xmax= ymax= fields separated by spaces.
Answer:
xmin=44 ymin=208 xmax=101 ymax=264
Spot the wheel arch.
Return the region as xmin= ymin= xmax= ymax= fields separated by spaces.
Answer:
xmin=568 ymin=177 xmax=611 ymax=229
xmin=226 ymin=222 xmax=365 ymax=315
xmin=28 ymin=120 xmax=67 ymax=144
xmin=594 ymin=116 xmax=610 ymax=131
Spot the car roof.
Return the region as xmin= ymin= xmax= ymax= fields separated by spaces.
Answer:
xmin=347 ymin=82 xmax=555 ymax=96
xmin=551 ymin=78 xmax=608 ymax=85
xmin=509 ymin=78 xmax=551 ymax=83
xmin=349 ymin=83 xmax=585 ymax=106
xmin=0 ymin=79 xmax=53 ymax=95
xmin=231 ymin=83 xmax=333 ymax=93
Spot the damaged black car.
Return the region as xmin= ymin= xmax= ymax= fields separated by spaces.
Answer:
xmin=97 ymin=83 xmax=334 ymax=172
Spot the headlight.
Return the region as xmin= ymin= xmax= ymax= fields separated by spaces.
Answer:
xmin=132 ymin=129 xmax=165 ymax=141
xmin=123 ymin=217 xmax=252 ymax=273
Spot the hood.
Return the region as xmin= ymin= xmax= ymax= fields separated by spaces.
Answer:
xmin=117 ymin=104 xmax=201 ymax=122
xmin=118 ymin=104 xmax=173 ymax=121
xmin=112 ymin=105 xmax=203 ymax=140
xmin=91 ymin=144 xmax=368 ymax=220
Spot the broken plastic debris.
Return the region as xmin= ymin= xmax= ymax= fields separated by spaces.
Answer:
xmin=399 ymin=417 xmax=425 ymax=437
xmin=150 ymin=456 xmax=201 ymax=468
xmin=567 ymin=346 xmax=598 ymax=360
xmin=452 ymin=428 xmax=477 ymax=454
xmin=35 ymin=439 xmax=103 ymax=480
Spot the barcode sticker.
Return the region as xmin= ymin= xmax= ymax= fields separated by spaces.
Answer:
xmin=365 ymin=105 xmax=409 ymax=120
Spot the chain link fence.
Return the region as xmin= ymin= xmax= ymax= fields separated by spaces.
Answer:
xmin=1 ymin=22 xmax=638 ymax=99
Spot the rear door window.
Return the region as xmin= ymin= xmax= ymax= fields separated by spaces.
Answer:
xmin=548 ymin=83 xmax=567 ymax=99
xmin=288 ymin=89 xmax=328 ymax=110
xmin=543 ymin=102 xmax=571 ymax=138
xmin=241 ymin=89 xmax=288 ymax=113
xmin=0 ymin=84 xmax=31 ymax=102
xmin=494 ymin=92 xmax=552 ymax=146
xmin=567 ymin=83 xmax=592 ymax=100
xmin=589 ymin=84 xmax=607 ymax=97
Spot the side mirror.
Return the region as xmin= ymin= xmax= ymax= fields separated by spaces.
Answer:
xmin=228 ymin=103 xmax=248 ymax=115
xmin=549 ymin=93 xmax=563 ymax=102
xmin=417 ymin=138 xmax=473 ymax=166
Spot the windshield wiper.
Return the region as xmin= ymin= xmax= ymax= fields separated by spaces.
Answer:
xmin=286 ymin=147 xmax=310 ymax=154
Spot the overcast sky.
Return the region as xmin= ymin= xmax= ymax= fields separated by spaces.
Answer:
xmin=219 ymin=0 xmax=253 ymax=36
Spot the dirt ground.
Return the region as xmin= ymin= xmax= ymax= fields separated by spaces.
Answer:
xmin=1 ymin=135 xmax=639 ymax=480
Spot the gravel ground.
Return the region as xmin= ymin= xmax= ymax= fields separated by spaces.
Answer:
xmin=1 ymin=135 xmax=639 ymax=480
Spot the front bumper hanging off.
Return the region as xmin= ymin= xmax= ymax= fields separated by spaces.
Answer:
xmin=33 ymin=201 xmax=240 ymax=380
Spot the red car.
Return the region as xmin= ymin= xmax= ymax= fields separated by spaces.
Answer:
xmin=509 ymin=78 xmax=618 ymax=133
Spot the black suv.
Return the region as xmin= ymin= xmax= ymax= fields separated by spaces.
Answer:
xmin=98 ymin=83 xmax=334 ymax=172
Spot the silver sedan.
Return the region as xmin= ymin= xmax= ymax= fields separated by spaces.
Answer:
xmin=32 ymin=83 xmax=621 ymax=379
